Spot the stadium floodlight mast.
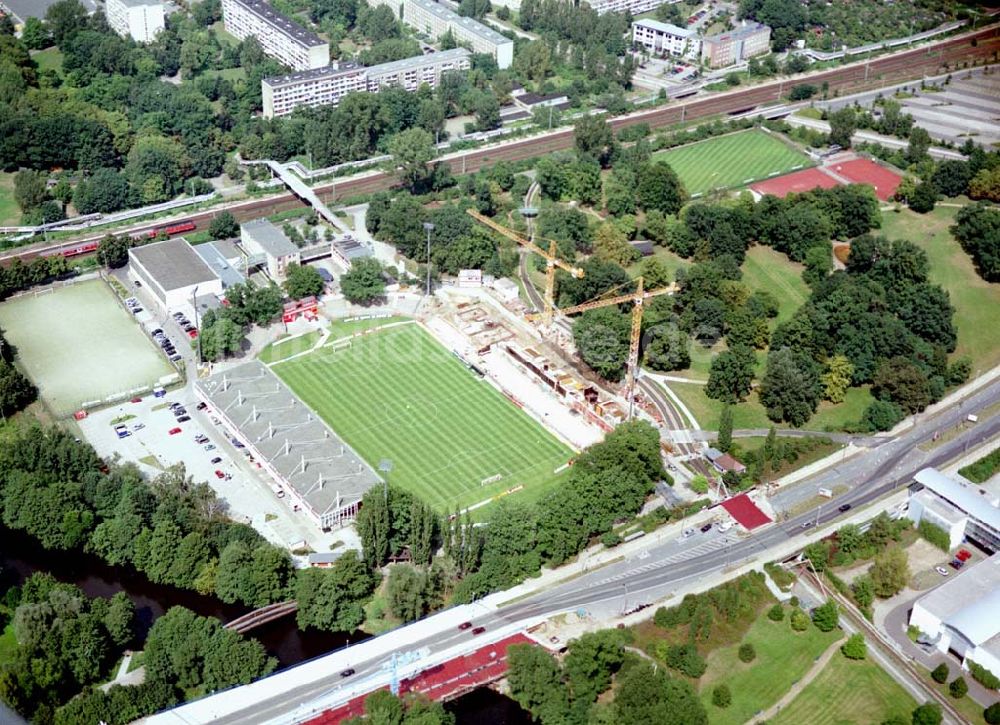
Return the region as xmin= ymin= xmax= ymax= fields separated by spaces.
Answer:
xmin=422 ymin=222 xmax=435 ymax=297
xmin=378 ymin=459 xmax=393 ymax=502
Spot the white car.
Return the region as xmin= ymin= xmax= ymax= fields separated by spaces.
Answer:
xmin=717 ymin=521 xmax=733 ymax=533
xmin=935 ymin=566 xmax=950 ymax=577
xmin=132 ymin=423 xmax=145 ymax=431
xmin=682 ymin=528 xmax=695 ymax=539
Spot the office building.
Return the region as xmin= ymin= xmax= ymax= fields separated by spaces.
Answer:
xmin=221 ymin=0 xmax=330 ymax=70
xmin=631 ymin=18 xmax=700 ymax=59
xmin=106 ymin=0 xmax=164 ymax=43
xmin=262 ymin=48 xmax=471 ymax=118
xmin=241 ymin=219 xmax=301 ymax=280
xmin=701 ymin=22 xmax=771 ymax=68
xmin=907 ymin=468 xmax=1000 ymax=554
xmin=367 ymin=0 xmax=513 ymax=69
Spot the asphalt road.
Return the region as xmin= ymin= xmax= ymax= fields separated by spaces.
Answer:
xmin=195 ymin=374 xmax=1000 ymax=725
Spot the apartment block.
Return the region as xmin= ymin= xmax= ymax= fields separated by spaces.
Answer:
xmin=221 ymin=0 xmax=330 ymax=71
xmin=367 ymin=0 xmax=513 ymax=69
xmin=587 ymin=0 xmax=680 ymax=16
xmin=631 ymin=19 xmax=700 ymax=60
xmin=262 ymin=48 xmax=472 ymax=118
xmin=106 ymin=0 xmax=164 ymax=43
xmin=701 ymin=22 xmax=771 ymax=68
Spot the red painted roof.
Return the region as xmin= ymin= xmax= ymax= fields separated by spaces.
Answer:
xmin=721 ymin=494 xmax=771 ymax=530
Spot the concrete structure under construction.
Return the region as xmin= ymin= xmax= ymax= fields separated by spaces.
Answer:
xmin=195 ymin=361 xmax=381 ymax=530
xmin=221 ymin=0 xmax=330 ymax=70
xmin=262 ymin=49 xmax=471 ymax=118
xmin=367 ymin=0 xmax=513 ymax=69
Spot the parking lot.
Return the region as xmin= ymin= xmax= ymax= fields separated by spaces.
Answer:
xmin=77 ymin=387 xmax=352 ymax=554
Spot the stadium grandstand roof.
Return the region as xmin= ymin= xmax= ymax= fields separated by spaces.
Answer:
xmin=195 ymin=361 xmax=381 ymax=523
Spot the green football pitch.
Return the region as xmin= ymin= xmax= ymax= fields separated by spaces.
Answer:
xmin=653 ymin=130 xmax=810 ymax=195
xmin=272 ymin=323 xmax=572 ymax=511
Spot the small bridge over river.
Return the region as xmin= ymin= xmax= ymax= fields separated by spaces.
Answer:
xmin=225 ymin=600 xmax=298 ymax=634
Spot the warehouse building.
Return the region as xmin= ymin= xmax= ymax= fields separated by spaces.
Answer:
xmin=262 ymin=49 xmax=471 ymax=118
xmin=907 ymin=468 xmax=1000 ymax=553
xmin=128 ymin=238 xmax=223 ymax=313
xmin=701 ymin=22 xmax=771 ymax=68
xmin=368 ymin=0 xmax=513 ymax=69
xmin=631 ymin=19 xmax=700 ymax=59
xmin=106 ymin=0 xmax=164 ymax=43
xmin=195 ymin=362 xmax=382 ymax=531
xmin=909 ymin=554 xmax=1000 ymax=676
xmin=221 ymin=0 xmax=330 ymax=70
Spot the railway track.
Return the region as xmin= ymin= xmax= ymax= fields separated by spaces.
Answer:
xmin=4 ymin=24 xmax=997 ymax=265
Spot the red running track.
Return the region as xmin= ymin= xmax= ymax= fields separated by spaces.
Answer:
xmin=827 ymin=158 xmax=903 ymax=201
xmin=750 ymin=167 xmax=842 ymax=198
xmin=306 ymin=634 xmax=534 ymax=724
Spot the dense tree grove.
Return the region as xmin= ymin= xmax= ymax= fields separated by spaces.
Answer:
xmin=952 ymin=203 xmax=1000 ymax=282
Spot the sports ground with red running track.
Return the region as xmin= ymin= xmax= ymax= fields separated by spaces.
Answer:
xmin=305 ymin=634 xmax=533 ymax=724
xmin=751 ymin=158 xmax=902 ymax=201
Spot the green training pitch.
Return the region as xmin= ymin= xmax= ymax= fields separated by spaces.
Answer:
xmin=272 ymin=323 xmax=572 ymax=511
xmin=653 ymin=130 xmax=810 ymax=196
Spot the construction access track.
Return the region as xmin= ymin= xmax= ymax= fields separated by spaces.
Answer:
xmin=4 ymin=24 xmax=999 ymax=265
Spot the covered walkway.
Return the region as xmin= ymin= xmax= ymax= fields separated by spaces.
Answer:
xmin=242 ymin=158 xmax=352 ymax=235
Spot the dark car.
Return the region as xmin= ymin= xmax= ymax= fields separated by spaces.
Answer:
xmin=211 ymin=456 xmax=223 ymax=464
xmin=838 ymin=504 xmax=852 ymax=513
xmin=458 ymin=622 xmax=473 ymax=630
xmin=340 ymin=669 xmax=355 ymax=678
xmin=176 ymin=415 xmax=191 ymax=423
xmin=471 ymin=626 xmax=486 ymax=635
xmin=196 ymin=402 xmax=208 ymax=410
xmin=700 ymin=523 xmax=713 ymax=533
xmin=151 ymin=328 xmax=163 ymax=336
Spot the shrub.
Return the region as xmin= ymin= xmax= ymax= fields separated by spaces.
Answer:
xmin=689 ymin=474 xmax=709 ymax=494
xmin=911 ymin=702 xmax=942 ymax=725
xmin=968 ymin=660 xmax=1000 ymax=690
xmin=767 ymin=603 xmax=785 ymax=622
xmin=931 ymin=663 xmax=949 ymax=684
xmin=712 ymin=684 xmax=732 ymax=708
xmin=918 ymin=520 xmax=950 ymax=552
xmin=790 ymin=608 xmax=810 ymax=632
xmin=601 ymin=531 xmax=622 ymax=547
xmin=984 ymin=702 xmax=1000 ymax=724
xmin=812 ymin=600 xmax=839 ymax=632
xmin=841 ymin=633 xmax=867 ymax=660
xmin=789 ymin=596 xmax=799 ymax=608
xmin=665 ymin=643 xmax=707 ymax=678
xmin=738 ymin=643 xmax=756 ymax=663
xmin=949 ymin=677 xmax=968 ymax=699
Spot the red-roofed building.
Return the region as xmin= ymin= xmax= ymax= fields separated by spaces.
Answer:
xmin=721 ymin=494 xmax=772 ymax=530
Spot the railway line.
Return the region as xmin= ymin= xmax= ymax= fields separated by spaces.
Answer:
xmin=3 ymin=24 xmax=997 ymax=266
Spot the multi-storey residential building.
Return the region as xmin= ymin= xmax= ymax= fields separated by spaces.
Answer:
xmin=106 ymin=0 xmax=164 ymax=43
xmin=587 ymin=0 xmax=679 ymax=16
xmin=700 ymin=22 xmax=771 ymax=68
xmin=262 ymin=48 xmax=471 ymax=118
xmin=367 ymin=0 xmax=513 ymax=69
xmin=221 ymin=0 xmax=330 ymax=70
xmin=631 ymin=19 xmax=700 ymax=59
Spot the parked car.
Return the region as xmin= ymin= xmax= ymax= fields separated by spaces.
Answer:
xmin=196 ymin=402 xmax=208 ymax=411
xmin=838 ymin=504 xmax=852 ymax=513
xmin=132 ymin=423 xmax=145 ymax=431
xmin=168 ymin=427 xmax=182 ymax=435
xmin=150 ymin=329 xmax=163 ymax=336
xmin=177 ymin=415 xmax=191 ymax=423
xmin=130 ymin=396 xmax=143 ymax=403
xmin=700 ymin=523 xmax=713 ymax=533
xmin=935 ymin=566 xmax=950 ymax=576
xmin=458 ymin=622 xmax=472 ymax=630
xmin=340 ymin=669 xmax=355 ymax=678
xmin=204 ymin=444 xmax=216 ymax=451
xmin=801 ymin=521 xmax=814 ymax=529
xmin=682 ymin=528 xmax=695 ymax=539
xmin=210 ymin=457 xmax=223 ymax=464
xmin=116 ymin=430 xmax=130 ymax=439
xmin=471 ymin=626 xmax=486 ymax=635
xmin=215 ymin=470 xmax=225 ymax=479
xmin=169 ymin=354 xmax=182 ymax=362
xmin=172 ymin=312 xmax=184 ymax=320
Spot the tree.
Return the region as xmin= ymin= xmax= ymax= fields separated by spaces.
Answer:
xmin=911 ymin=703 xmax=942 ymax=725
xmin=737 ymin=642 xmax=755 ymax=663
xmin=564 ymin=629 xmax=626 ymax=705
xmin=767 ymin=603 xmax=784 ymax=621
xmin=74 ymin=169 xmax=131 ymax=214
xmin=984 ymin=702 xmax=1000 ymax=724
xmin=475 ymin=93 xmax=501 ymax=131
xmin=340 ymin=258 xmax=385 ymax=304
xmin=386 ymin=565 xmax=433 ymax=622
xmin=712 ymin=684 xmax=732 ymax=708
xmin=573 ymin=307 xmax=630 ymax=381
xmin=909 ymin=182 xmax=937 ymax=213
xmin=593 ymin=222 xmax=638 ymax=266
xmin=0 ymin=361 xmax=37 ymax=416
xmin=861 ymin=399 xmax=905 ymax=432
xmin=283 ymin=263 xmax=324 ymax=299
xmin=199 ymin=314 xmax=243 ymax=362
xmin=811 ymin=599 xmax=839 ymax=632
xmin=294 ymin=552 xmax=376 ymax=632
xmin=828 ymin=108 xmax=857 ymax=148
xmin=931 ymin=160 xmax=971 ymax=197
xmin=705 ymin=346 xmax=755 ymax=404
xmin=574 ymin=114 xmax=617 ymax=168
xmin=717 ymin=404 xmax=733 ymax=453
xmin=869 ymin=546 xmax=910 ymax=598
xmin=21 ymin=17 xmax=51 ymax=49
xmin=208 ymin=211 xmax=239 ymax=240
xmin=949 ymin=676 xmax=968 ymax=699
xmin=951 ymin=203 xmax=1000 ymax=282
xmin=13 ymin=170 xmax=48 ymax=213
xmin=388 ymin=127 xmax=436 ymax=191
xmin=759 ymin=347 xmax=822 ymax=426
xmin=45 ymin=0 xmax=89 ymax=46
xmin=841 ymin=633 xmax=867 ymax=660
xmin=615 ymin=661 xmax=708 ymax=725
xmin=506 ymin=644 xmax=568 ymax=721
xmin=821 ymin=355 xmax=854 ymax=403
xmin=931 ymin=663 xmax=949 ymax=684
xmin=637 ymin=161 xmax=687 ymax=215
xmin=872 ymin=357 xmax=931 ymax=415
xmin=969 ymin=166 xmax=1000 ymax=202
xmin=644 ymin=325 xmax=690 ymax=372
xmin=906 ymin=127 xmax=932 ymax=164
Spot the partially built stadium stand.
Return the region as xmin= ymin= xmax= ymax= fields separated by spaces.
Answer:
xmin=195 ymin=361 xmax=381 ymax=530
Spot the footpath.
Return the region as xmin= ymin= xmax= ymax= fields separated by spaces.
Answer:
xmin=751 ymin=636 xmax=846 ymax=724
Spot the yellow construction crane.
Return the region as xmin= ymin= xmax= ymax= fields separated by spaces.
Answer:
xmin=549 ymin=276 xmax=677 ymax=417
xmin=466 ymin=209 xmax=583 ymax=322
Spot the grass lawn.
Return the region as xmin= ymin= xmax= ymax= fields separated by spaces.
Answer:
xmin=201 ymin=67 xmax=247 ymax=82
xmin=919 ymin=670 xmax=989 ymax=725
xmin=700 ymin=613 xmax=842 ymax=725
xmin=652 ymin=130 xmax=810 ymax=196
xmin=31 ymin=47 xmax=64 ymax=76
xmin=273 ymin=324 xmax=572 ymax=512
xmin=0 ymin=623 xmax=16 ymax=666
xmin=326 ymin=315 xmax=406 ymax=339
xmin=258 ymin=331 xmax=322 ymax=364
xmin=628 ymin=246 xmax=690 ymax=284
xmin=0 ymin=171 xmax=19 ymax=226
xmin=741 ymin=246 xmax=809 ymax=325
xmin=211 ymin=21 xmax=240 ymax=46
xmin=880 ymin=206 xmax=1000 ymax=373
xmin=772 ymin=653 xmax=917 ymax=725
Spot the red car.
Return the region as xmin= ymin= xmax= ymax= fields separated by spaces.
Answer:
xmin=471 ymin=626 xmax=486 ymax=636
xmin=168 ymin=427 xmax=182 ymax=435
xmin=187 ymin=329 xmax=198 ymax=339
xmin=458 ymin=622 xmax=472 ymax=631
xmin=130 ymin=396 xmax=143 ymax=403
xmin=215 ymin=470 xmax=225 ymax=479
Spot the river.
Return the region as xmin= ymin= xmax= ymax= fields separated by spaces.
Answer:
xmin=0 ymin=526 xmax=531 ymax=721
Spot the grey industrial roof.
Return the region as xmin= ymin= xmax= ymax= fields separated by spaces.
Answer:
xmin=333 ymin=235 xmax=372 ymax=260
xmin=242 ymin=219 xmax=300 ymax=258
xmin=195 ymin=242 xmax=246 ymax=288
xmin=917 ymin=554 xmax=1000 ymax=646
xmin=632 ymin=18 xmax=697 ymax=38
xmin=129 ymin=238 xmax=220 ymax=291
xmin=704 ymin=21 xmax=769 ymax=44
xmin=410 ymin=0 xmax=510 ymax=45
xmin=915 ymin=468 xmax=1000 ymax=532
xmin=230 ymin=0 xmax=324 ymax=48
xmin=195 ymin=361 xmax=382 ymax=518
xmin=368 ymin=48 xmax=470 ymax=77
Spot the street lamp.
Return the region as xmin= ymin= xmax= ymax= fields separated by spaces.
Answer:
xmin=422 ymin=222 xmax=435 ymax=297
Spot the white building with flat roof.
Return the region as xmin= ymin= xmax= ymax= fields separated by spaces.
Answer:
xmin=128 ymin=239 xmax=224 ymax=312
xmin=241 ymin=219 xmax=301 ymax=280
xmin=909 ymin=554 xmax=1000 ymax=677
xmin=367 ymin=0 xmax=513 ymax=69
xmin=262 ymin=48 xmax=471 ymax=118
xmin=106 ymin=0 xmax=164 ymax=43
xmin=908 ymin=468 xmax=1000 ymax=554
xmin=587 ymin=0 xmax=680 ymax=16
xmin=221 ymin=0 xmax=330 ymax=70
xmin=632 ymin=19 xmax=700 ymax=59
